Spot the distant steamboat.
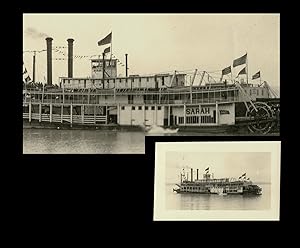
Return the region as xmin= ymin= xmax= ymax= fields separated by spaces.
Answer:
xmin=23 ymin=37 xmax=280 ymax=134
xmin=173 ymin=168 xmax=262 ymax=195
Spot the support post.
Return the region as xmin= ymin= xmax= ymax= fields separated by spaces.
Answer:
xmin=50 ymin=103 xmax=53 ymax=123
xmin=168 ymin=105 xmax=170 ymax=126
xmin=105 ymin=105 xmax=108 ymax=124
xmin=117 ymin=104 xmax=120 ymax=125
xmin=81 ymin=105 xmax=84 ymax=124
xmin=70 ymin=104 xmax=73 ymax=126
xmin=215 ymin=101 xmax=219 ymax=125
xmin=155 ymin=104 xmax=157 ymax=125
xmin=29 ymin=102 xmax=32 ymax=122
xmin=39 ymin=103 xmax=42 ymax=122
xmin=61 ymin=105 xmax=63 ymax=123
xmin=183 ymin=104 xmax=186 ymax=125
xmin=199 ymin=104 xmax=201 ymax=126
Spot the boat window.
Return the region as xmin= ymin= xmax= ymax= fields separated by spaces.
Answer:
xmin=158 ymin=106 xmax=161 ymax=110
xmin=121 ymin=106 xmax=125 ymax=110
xmin=147 ymin=77 xmax=149 ymax=82
xmin=151 ymin=106 xmax=155 ymax=110
xmin=138 ymin=106 xmax=142 ymax=110
xmin=132 ymin=106 xmax=135 ymax=110
xmin=145 ymin=106 xmax=148 ymax=110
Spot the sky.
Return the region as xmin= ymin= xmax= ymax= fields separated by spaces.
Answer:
xmin=23 ymin=14 xmax=279 ymax=91
xmin=165 ymin=152 xmax=271 ymax=184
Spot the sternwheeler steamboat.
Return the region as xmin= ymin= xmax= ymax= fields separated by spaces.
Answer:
xmin=23 ymin=35 xmax=280 ymax=134
xmin=173 ymin=167 xmax=262 ymax=195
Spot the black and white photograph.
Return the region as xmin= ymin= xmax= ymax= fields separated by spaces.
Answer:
xmin=154 ymin=141 xmax=280 ymax=221
xmin=23 ymin=14 xmax=280 ymax=154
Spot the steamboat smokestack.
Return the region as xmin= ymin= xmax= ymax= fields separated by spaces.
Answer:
xmin=197 ymin=169 xmax=199 ymax=180
xmin=46 ymin=37 xmax=53 ymax=85
xmin=191 ymin=168 xmax=193 ymax=182
xmin=67 ymin=38 xmax=74 ymax=78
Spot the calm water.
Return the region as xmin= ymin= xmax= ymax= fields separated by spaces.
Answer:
xmin=166 ymin=183 xmax=271 ymax=210
xmin=23 ymin=129 xmax=145 ymax=154
xmin=23 ymin=127 xmax=278 ymax=154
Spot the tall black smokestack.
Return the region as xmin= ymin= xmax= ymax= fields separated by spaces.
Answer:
xmin=191 ymin=168 xmax=193 ymax=182
xmin=197 ymin=169 xmax=199 ymax=180
xmin=46 ymin=37 xmax=53 ymax=85
xmin=67 ymin=38 xmax=74 ymax=78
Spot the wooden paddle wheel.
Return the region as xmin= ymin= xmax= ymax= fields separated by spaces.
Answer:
xmin=236 ymin=82 xmax=280 ymax=134
xmin=245 ymin=101 xmax=279 ymax=134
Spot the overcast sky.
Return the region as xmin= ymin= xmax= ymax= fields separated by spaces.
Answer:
xmin=165 ymin=152 xmax=271 ymax=184
xmin=23 ymin=14 xmax=279 ymax=90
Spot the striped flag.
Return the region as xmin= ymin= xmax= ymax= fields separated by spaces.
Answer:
xmin=222 ymin=66 xmax=231 ymax=75
xmin=252 ymin=71 xmax=260 ymax=79
xmin=98 ymin=32 xmax=112 ymax=46
xmin=205 ymin=167 xmax=209 ymax=173
xmin=233 ymin=53 xmax=247 ymax=67
xmin=238 ymin=67 xmax=247 ymax=75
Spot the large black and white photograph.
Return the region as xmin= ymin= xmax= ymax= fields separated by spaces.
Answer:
xmin=154 ymin=141 xmax=280 ymax=221
xmin=23 ymin=14 xmax=280 ymax=154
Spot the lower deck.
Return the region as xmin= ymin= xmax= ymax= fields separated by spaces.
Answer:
xmin=22 ymin=102 xmax=236 ymax=127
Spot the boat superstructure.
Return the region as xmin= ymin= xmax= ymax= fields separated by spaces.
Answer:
xmin=23 ymin=36 xmax=280 ymax=134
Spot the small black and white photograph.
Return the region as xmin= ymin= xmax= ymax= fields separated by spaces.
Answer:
xmin=154 ymin=141 xmax=280 ymax=221
xmin=22 ymin=14 xmax=280 ymax=154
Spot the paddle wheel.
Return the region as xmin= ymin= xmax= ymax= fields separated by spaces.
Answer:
xmin=245 ymin=101 xmax=279 ymax=134
xmin=235 ymin=81 xmax=280 ymax=134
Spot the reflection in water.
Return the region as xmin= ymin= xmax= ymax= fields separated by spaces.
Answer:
xmin=166 ymin=184 xmax=270 ymax=210
xmin=23 ymin=129 xmax=145 ymax=154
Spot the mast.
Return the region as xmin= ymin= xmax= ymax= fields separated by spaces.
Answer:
xmin=125 ymin=53 xmax=128 ymax=77
xmin=102 ymin=52 xmax=105 ymax=89
xmin=246 ymin=52 xmax=248 ymax=85
xmin=32 ymin=51 xmax=36 ymax=84
xmin=110 ymin=32 xmax=113 ymax=78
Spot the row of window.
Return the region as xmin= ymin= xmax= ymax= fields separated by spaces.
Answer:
xmin=178 ymin=116 xmax=215 ymax=124
xmin=247 ymin=88 xmax=265 ymax=96
xmin=182 ymin=186 xmax=205 ymax=190
xmin=64 ymin=76 xmax=183 ymax=85
xmin=121 ymin=106 xmax=162 ymax=111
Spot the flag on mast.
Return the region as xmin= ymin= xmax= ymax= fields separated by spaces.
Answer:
xmin=252 ymin=71 xmax=260 ymax=79
xmin=233 ymin=53 xmax=247 ymax=67
xmin=222 ymin=66 xmax=231 ymax=75
xmin=98 ymin=32 xmax=112 ymax=46
xmin=104 ymin=46 xmax=111 ymax=54
xmin=238 ymin=67 xmax=247 ymax=75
